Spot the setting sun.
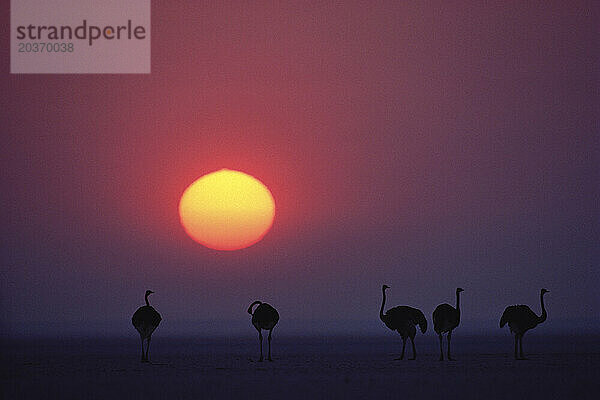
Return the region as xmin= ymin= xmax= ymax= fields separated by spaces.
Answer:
xmin=178 ymin=169 xmax=275 ymax=251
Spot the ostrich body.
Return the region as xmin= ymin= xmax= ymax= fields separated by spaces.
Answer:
xmin=248 ymin=301 xmax=279 ymax=361
xmin=132 ymin=290 xmax=162 ymax=362
xmin=433 ymin=287 xmax=464 ymax=360
xmin=379 ymin=285 xmax=427 ymax=360
xmin=500 ymin=288 xmax=549 ymax=359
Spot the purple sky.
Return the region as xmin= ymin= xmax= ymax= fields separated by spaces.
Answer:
xmin=1 ymin=1 xmax=598 ymax=336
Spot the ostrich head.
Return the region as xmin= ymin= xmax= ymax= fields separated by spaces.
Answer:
xmin=541 ymin=288 xmax=549 ymax=295
xmin=456 ymin=288 xmax=464 ymax=293
xmin=145 ymin=290 xmax=154 ymax=296
xmin=382 ymin=285 xmax=390 ymax=291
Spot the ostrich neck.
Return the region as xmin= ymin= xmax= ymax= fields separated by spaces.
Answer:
xmin=455 ymin=291 xmax=461 ymax=312
xmin=145 ymin=294 xmax=150 ymax=307
xmin=538 ymin=293 xmax=547 ymax=323
xmin=380 ymin=290 xmax=387 ymax=321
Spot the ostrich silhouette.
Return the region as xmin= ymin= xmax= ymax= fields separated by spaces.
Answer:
xmin=379 ymin=285 xmax=427 ymax=360
xmin=433 ymin=288 xmax=464 ymax=361
xmin=132 ymin=290 xmax=162 ymax=363
xmin=500 ymin=288 xmax=549 ymax=359
xmin=248 ymin=301 xmax=279 ymax=362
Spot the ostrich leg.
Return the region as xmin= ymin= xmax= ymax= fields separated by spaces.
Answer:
xmin=396 ymin=338 xmax=406 ymax=360
xmin=447 ymin=330 xmax=455 ymax=361
xmin=146 ymin=336 xmax=151 ymax=362
xmin=409 ymin=337 xmax=416 ymax=360
xmin=438 ymin=334 xmax=444 ymax=361
xmin=140 ymin=335 xmax=146 ymax=362
xmin=519 ymin=335 xmax=526 ymax=359
xmin=258 ymin=330 xmax=264 ymax=362
xmin=402 ymin=338 xmax=406 ymax=360
xmin=267 ymin=329 xmax=273 ymax=361
xmin=514 ymin=335 xmax=518 ymax=359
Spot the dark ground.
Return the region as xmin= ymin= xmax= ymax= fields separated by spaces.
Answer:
xmin=2 ymin=335 xmax=599 ymax=399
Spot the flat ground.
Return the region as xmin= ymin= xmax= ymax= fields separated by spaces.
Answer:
xmin=2 ymin=335 xmax=599 ymax=399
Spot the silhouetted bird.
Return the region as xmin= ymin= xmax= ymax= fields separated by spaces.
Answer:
xmin=379 ymin=285 xmax=427 ymax=360
xmin=500 ymin=288 xmax=549 ymax=359
xmin=132 ymin=290 xmax=162 ymax=363
xmin=433 ymin=287 xmax=464 ymax=360
xmin=248 ymin=301 xmax=279 ymax=362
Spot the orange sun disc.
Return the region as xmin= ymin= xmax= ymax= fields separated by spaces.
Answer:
xmin=178 ymin=169 xmax=275 ymax=250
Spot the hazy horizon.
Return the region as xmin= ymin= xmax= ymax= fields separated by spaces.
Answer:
xmin=3 ymin=316 xmax=598 ymax=338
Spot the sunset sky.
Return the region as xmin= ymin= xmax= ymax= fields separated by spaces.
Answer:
xmin=1 ymin=2 xmax=598 ymax=336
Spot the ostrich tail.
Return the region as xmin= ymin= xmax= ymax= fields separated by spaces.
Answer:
xmin=418 ymin=317 xmax=428 ymax=334
xmin=412 ymin=309 xmax=428 ymax=334
xmin=247 ymin=301 xmax=262 ymax=315
xmin=500 ymin=309 xmax=509 ymax=328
